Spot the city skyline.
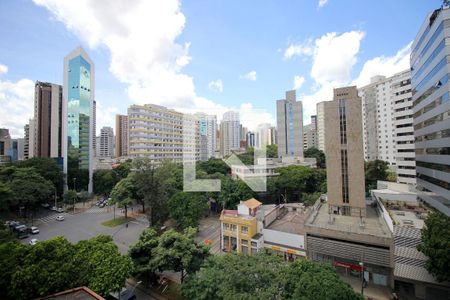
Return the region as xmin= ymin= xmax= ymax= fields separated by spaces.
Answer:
xmin=0 ymin=0 xmax=442 ymax=138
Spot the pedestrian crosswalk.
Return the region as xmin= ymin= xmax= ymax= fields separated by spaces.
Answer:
xmin=36 ymin=212 xmax=69 ymax=224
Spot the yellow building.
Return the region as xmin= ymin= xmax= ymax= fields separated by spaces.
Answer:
xmin=220 ymin=198 xmax=262 ymax=255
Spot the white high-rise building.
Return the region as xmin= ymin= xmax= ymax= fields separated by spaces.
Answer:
xmin=255 ymin=123 xmax=271 ymax=149
xmin=99 ymin=126 xmax=114 ymax=158
xmin=316 ymin=101 xmax=326 ymax=152
xmin=359 ymin=70 xmax=416 ymax=184
xmin=220 ymin=111 xmax=240 ymax=156
xmin=195 ymin=113 xmax=217 ymax=160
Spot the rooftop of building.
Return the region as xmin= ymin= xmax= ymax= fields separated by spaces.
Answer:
xmin=305 ymin=201 xmax=391 ymax=239
xmin=265 ymin=203 xmax=311 ymax=235
xmin=220 ymin=209 xmax=255 ymax=220
xmin=37 ymin=286 xmax=104 ymax=300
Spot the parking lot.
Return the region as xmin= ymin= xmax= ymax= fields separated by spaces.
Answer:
xmin=18 ymin=204 xmax=149 ymax=254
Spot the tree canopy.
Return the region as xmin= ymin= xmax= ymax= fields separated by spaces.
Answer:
xmin=0 ymin=236 xmax=132 ymax=300
xmin=110 ymin=176 xmax=137 ymax=218
xmin=365 ymin=159 xmax=390 ymax=191
xmin=418 ymin=211 xmax=450 ymax=282
xmin=304 ymin=147 xmax=326 ymax=168
xmin=17 ymin=157 xmax=64 ymax=196
xmin=168 ymin=192 xmax=209 ymax=229
xmin=182 ymin=253 xmax=361 ymax=300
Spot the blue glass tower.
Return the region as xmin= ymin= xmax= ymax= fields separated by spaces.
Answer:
xmin=63 ymin=47 xmax=94 ymax=193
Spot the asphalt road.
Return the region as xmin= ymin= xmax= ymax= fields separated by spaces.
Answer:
xmin=20 ymin=205 xmax=149 ymax=254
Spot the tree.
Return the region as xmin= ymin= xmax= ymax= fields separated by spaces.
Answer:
xmin=0 ymin=182 xmax=12 ymax=211
xmin=237 ymin=147 xmax=254 ymax=165
xmin=218 ymin=176 xmax=255 ymax=209
xmin=168 ymin=192 xmax=208 ymax=229
xmin=150 ymin=228 xmax=209 ymax=283
xmin=197 ymin=158 xmax=230 ymax=176
xmin=266 ymin=144 xmax=278 ymax=158
xmin=418 ymin=211 xmax=450 ymax=282
xmin=93 ymin=169 xmax=120 ymax=196
xmin=113 ymin=159 xmax=132 ymax=179
xmin=304 ymin=147 xmax=326 ymax=168
xmin=282 ymin=260 xmax=361 ymax=300
xmin=73 ymin=235 xmax=133 ymax=296
xmin=182 ymin=253 xmax=362 ymax=300
xmin=1 ymin=236 xmax=133 ymax=300
xmin=110 ymin=176 xmax=136 ymax=219
xmin=129 ymin=228 xmax=160 ymax=282
xmin=17 ymin=157 xmax=64 ymax=196
xmin=0 ymin=224 xmax=15 ymax=244
xmin=365 ymin=160 xmax=390 ymax=191
xmin=63 ymin=190 xmax=77 ymax=207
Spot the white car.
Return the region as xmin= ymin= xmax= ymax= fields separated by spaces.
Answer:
xmin=29 ymin=239 xmax=38 ymax=245
xmin=56 ymin=207 xmax=64 ymax=213
xmin=30 ymin=226 xmax=39 ymax=234
xmin=56 ymin=215 xmax=65 ymax=221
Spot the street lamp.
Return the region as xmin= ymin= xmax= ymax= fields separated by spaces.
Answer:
xmin=359 ymin=262 xmax=364 ymax=297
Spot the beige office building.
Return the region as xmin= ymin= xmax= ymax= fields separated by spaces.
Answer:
xmin=324 ymin=86 xmax=366 ymax=217
xmin=115 ymin=114 xmax=128 ymax=157
xmin=316 ymin=102 xmax=326 ymax=152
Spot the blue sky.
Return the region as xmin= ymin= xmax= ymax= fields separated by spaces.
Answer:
xmin=0 ymin=0 xmax=442 ymax=137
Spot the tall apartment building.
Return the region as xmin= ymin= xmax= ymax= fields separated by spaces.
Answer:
xmin=324 ymin=86 xmax=366 ymax=217
xmin=23 ymin=123 xmax=30 ymax=159
xmin=359 ymin=75 xmax=396 ymax=165
xmin=99 ymin=126 xmax=114 ymax=158
xmin=0 ymin=128 xmax=11 ymax=164
xmin=220 ymin=111 xmax=240 ymax=157
xmin=93 ymin=100 xmax=97 ymax=156
xmin=246 ymin=131 xmax=255 ymax=148
xmin=195 ymin=113 xmax=217 ymax=160
xmin=32 ymin=81 xmax=63 ymax=158
xmin=316 ymin=101 xmax=326 ymax=152
xmin=115 ymin=114 xmax=128 ymax=158
xmin=277 ymin=90 xmax=303 ymax=159
xmin=359 ymin=71 xmax=416 ymax=184
xmin=63 ymin=47 xmax=95 ymax=193
xmin=269 ymin=126 xmax=277 ymax=145
xmin=128 ymin=104 xmax=186 ymax=163
xmin=303 ymin=115 xmax=318 ymax=151
xmin=392 ymin=71 xmax=416 ymax=185
xmin=412 ymin=5 xmax=450 ymax=216
xmin=28 ymin=119 xmax=36 ymax=158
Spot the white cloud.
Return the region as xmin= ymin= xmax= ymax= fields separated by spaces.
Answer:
xmin=283 ymin=39 xmax=313 ymax=60
xmin=310 ymin=31 xmax=365 ymax=85
xmin=240 ymin=70 xmax=257 ymax=81
xmin=0 ymin=64 xmax=8 ymax=75
xmin=95 ymin=101 xmax=118 ymax=135
xmin=0 ymin=73 xmax=35 ymax=137
xmin=293 ymin=76 xmax=305 ymax=90
xmin=318 ymin=0 xmax=328 ymax=8
xmin=208 ymin=79 xmax=223 ymax=93
xmin=353 ymin=42 xmax=412 ymax=87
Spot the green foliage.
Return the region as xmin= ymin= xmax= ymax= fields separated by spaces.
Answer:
xmin=93 ymin=169 xmax=120 ymax=195
xmin=304 ymin=147 xmax=326 ymax=168
xmin=218 ymin=176 xmax=255 ymax=209
xmin=182 ymin=253 xmax=361 ymax=300
xmin=417 ymin=211 xmax=450 ymax=282
xmin=17 ymin=157 xmax=64 ymax=196
xmin=237 ymin=147 xmax=254 ymax=165
xmin=113 ymin=159 xmax=133 ymax=179
xmin=150 ymin=228 xmax=209 ymax=282
xmin=197 ymin=158 xmax=230 ymax=176
xmin=0 ymin=166 xmax=55 ymax=212
xmin=271 ymin=165 xmax=326 ymax=203
xmin=63 ymin=189 xmax=77 ymax=206
xmin=110 ymin=176 xmax=137 ymax=219
xmin=0 ymin=224 xmax=15 ymax=244
xmin=168 ymin=192 xmax=208 ymax=229
xmin=365 ymin=160 xmax=390 ymax=191
xmin=302 ymin=192 xmax=322 ymax=206
xmin=129 ymin=228 xmax=160 ymax=278
xmin=0 ymin=236 xmax=132 ymax=300
xmin=266 ymin=144 xmax=278 ymax=158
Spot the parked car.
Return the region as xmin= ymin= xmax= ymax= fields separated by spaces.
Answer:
xmin=14 ymin=225 xmax=29 ymax=239
xmin=56 ymin=215 xmax=65 ymax=221
xmin=29 ymin=226 xmax=39 ymax=234
xmin=56 ymin=207 xmax=64 ymax=213
xmin=99 ymin=203 xmax=106 ymax=208
xmin=29 ymin=238 xmax=38 ymax=245
xmin=41 ymin=203 xmax=50 ymax=208
xmin=50 ymin=206 xmax=57 ymax=211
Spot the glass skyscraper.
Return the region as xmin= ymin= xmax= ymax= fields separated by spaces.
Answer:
xmin=63 ymin=47 xmax=94 ymax=193
xmin=412 ymin=5 xmax=450 ymax=216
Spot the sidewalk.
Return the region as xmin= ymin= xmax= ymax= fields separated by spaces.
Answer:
xmin=340 ymin=275 xmax=393 ymax=300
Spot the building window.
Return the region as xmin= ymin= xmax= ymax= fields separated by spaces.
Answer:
xmin=230 ymin=224 xmax=237 ymax=232
xmin=223 ymin=223 xmax=229 ymax=231
xmin=241 ymin=226 xmax=248 ymax=234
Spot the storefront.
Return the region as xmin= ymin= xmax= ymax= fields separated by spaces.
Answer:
xmin=264 ymin=243 xmax=306 ymax=261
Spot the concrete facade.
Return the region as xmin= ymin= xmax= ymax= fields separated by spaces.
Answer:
xmin=195 ymin=113 xmax=217 ymax=160
xmin=115 ymin=114 xmax=128 ymax=158
xmin=219 ymin=111 xmax=240 ymax=156
xmin=316 ymin=101 xmax=326 ymax=152
xmin=325 ymin=86 xmax=366 ymax=217
xmin=99 ymin=126 xmax=114 ymax=158
xmin=276 ymin=90 xmax=303 ymax=159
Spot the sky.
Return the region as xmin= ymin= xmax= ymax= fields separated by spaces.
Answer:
xmin=0 ymin=0 xmax=443 ymax=138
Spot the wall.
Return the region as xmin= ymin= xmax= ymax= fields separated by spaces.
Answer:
xmin=262 ymin=228 xmax=305 ymax=250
